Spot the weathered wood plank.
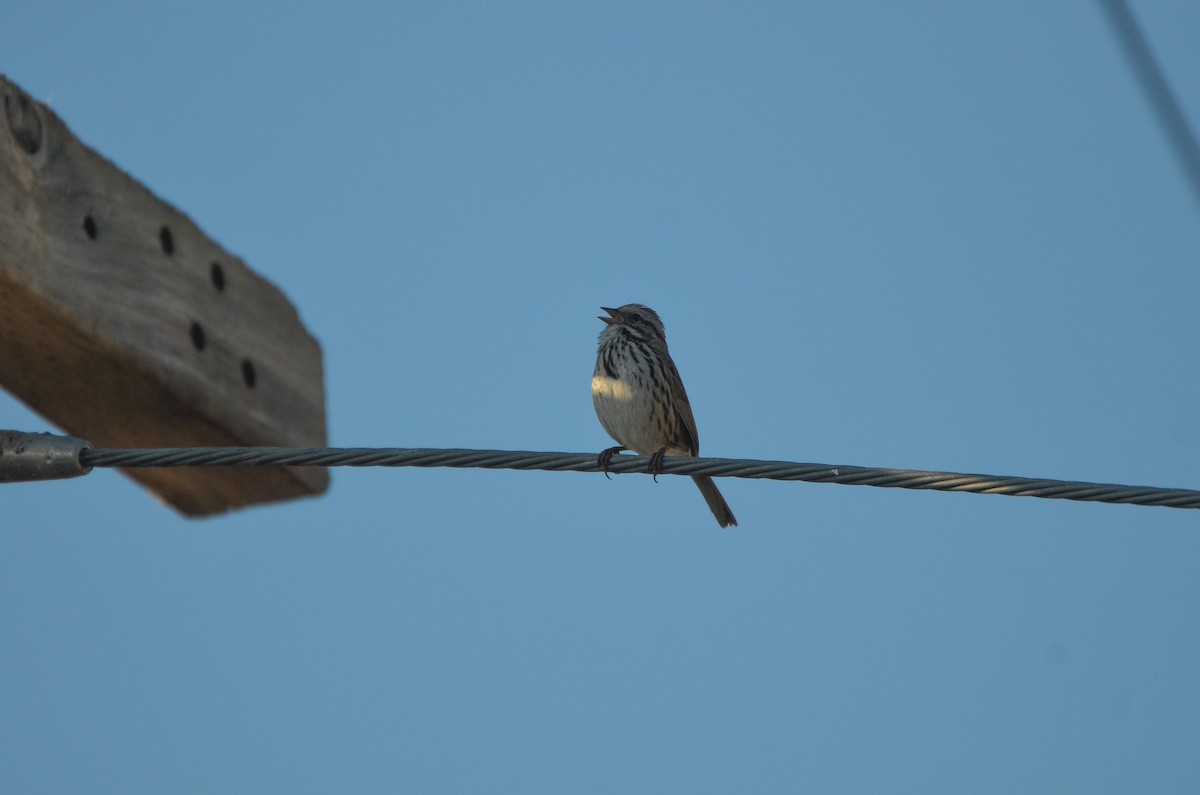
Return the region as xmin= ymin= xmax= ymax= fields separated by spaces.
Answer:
xmin=0 ymin=74 xmax=329 ymax=515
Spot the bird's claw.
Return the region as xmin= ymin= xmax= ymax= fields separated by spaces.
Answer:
xmin=597 ymin=446 xmax=627 ymax=480
xmin=649 ymin=448 xmax=667 ymax=483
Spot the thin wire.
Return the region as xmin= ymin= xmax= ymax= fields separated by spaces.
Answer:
xmin=1099 ymin=0 xmax=1200 ymax=211
xmin=77 ymin=446 xmax=1200 ymax=510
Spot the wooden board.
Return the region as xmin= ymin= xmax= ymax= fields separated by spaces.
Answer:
xmin=0 ymin=74 xmax=329 ymax=516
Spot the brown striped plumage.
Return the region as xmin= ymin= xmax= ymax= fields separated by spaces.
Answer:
xmin=591 ymin=304 xmax=737 ymax=528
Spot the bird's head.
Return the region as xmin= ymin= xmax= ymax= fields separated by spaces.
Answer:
xmin=598 ymin=304 xmax=666 ymax=344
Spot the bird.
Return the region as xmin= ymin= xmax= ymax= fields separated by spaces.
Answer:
xmin=591 ymin=304 xmax=737 ymax=527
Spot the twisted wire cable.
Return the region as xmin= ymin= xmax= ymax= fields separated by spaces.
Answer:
xmin=76 ymin=446 xmax=1200 ymax=510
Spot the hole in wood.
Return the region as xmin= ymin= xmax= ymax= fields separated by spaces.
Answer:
xmin=159 ymin=225 xmax=174 ymax=255
xmin=83 ymin=215 xmax=97 ymax=239
xmin=211 ymin=262 xmax=225 ymax=292
xmin=190 ymin=321 xmax=206 ymax=351
xmin=241 ymin=359 xmax=256 ymax=388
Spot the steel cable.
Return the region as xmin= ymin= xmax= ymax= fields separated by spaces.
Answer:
xmin=77 ymin=446 xmax=1200 ymax=509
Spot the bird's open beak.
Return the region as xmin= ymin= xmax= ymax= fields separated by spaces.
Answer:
xmin=599 ymin=306 xmax=623 ymax=326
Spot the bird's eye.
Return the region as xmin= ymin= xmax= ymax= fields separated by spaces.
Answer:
xmin=628 ymin=313 xmax=642 ymax=322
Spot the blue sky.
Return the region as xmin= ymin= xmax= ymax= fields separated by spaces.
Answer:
xmin=4 ymin=2 xmax=1200 ymax=792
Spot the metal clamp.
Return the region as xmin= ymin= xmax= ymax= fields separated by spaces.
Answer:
xmin=0 ymin=431 xmax=93 ymax=482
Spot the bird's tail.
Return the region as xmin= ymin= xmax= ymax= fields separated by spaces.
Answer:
xmin=691 ymin=475 xmax=737 ymax=528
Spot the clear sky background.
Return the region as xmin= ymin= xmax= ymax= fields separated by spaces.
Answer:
xmin=4 ymin=2 xmax=1200 ymax=792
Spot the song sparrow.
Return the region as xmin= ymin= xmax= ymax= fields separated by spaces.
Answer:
xmin=592 ymin=304 xmax=737 ymax=527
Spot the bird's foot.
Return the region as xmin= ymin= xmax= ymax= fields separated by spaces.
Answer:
xmin=648 ymin=447 xmax=668 ymax=483
xmin=597 ymin=446 xmax=627 ymax=480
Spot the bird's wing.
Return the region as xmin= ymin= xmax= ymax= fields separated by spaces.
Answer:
xmin=664 ymin=355 xmax=701 ymax=455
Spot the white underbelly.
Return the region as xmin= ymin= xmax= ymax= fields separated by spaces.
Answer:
xmin=592 ymin=374 xmax=684 ymax=455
